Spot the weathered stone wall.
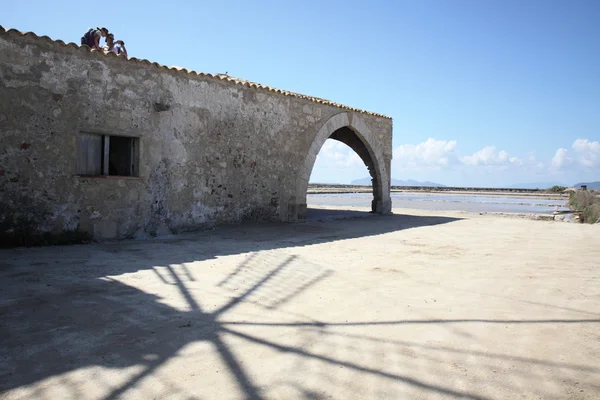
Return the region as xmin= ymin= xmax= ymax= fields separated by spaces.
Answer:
xmin=0 ymin=28 xmax=392 ymax=242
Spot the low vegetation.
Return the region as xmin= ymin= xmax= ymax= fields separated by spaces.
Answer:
xmin=568 ymin=191 xmax=600 ymax=224
xmin=546 ymin=185 xmax=567 ymax=193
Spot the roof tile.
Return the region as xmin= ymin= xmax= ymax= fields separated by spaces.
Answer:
xmin=0 ymin=25 xmax=390 ymax=119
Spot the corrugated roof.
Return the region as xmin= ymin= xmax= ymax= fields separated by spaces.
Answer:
xmin=0 ymin=25 xmax=391 ymax=119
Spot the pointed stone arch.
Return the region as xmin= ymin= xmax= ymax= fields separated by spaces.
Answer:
xmin=292 ymin=112 xmax=392 ymax=220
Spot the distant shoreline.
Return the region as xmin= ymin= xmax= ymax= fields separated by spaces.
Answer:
xmin=307 ymin=184 xmax=568 ymax=199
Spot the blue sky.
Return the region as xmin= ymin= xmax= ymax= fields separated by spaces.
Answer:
xmin=4 ymin=0 xmax=599 ymax=187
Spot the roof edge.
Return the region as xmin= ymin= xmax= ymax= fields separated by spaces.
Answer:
xmin=0 ymin=25 xmax=391 ymax=119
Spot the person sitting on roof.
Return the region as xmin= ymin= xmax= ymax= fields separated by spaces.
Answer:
xmin=103 ymin=33 xmax=128 ymax=58
xmin=81 ymin=27 xmax=109 ymax=49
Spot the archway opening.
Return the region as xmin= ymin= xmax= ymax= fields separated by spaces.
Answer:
xmin=291 ymin=112 xmax=391 ymax=222
xmin=306 ymin=126 xmax=382 ymax=220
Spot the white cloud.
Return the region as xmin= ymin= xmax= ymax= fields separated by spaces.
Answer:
xmin=549 ymin=138 xmax=600 ymax=172
xmin=393 ymin=138 xmax=459 ymax=167
xmin=528 ymin=152 xmax=536 ymax=162
xmin=551 ymin=148 xmax=572 ymax=169
xmin=392 ymin=138 xmax=522 ymax=172
xmin=315 ymin=139 xmax=363 ymax=168
xmin=314 ymin=135 xmax=597 ymax=186
xmin=461 ymin=146 xmax=521 ymax=166
xmin=572 ymin=138 xmax=600 ymax=168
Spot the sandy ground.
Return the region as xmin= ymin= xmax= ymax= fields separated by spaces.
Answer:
xmin=1 ymin=207 xmax=599 ymax=400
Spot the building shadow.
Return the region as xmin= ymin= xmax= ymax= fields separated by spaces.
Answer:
xmin=0 ymin=212 xmax=463 ymax=279
xmin=305 ymin=207 xmax=375 ymax=221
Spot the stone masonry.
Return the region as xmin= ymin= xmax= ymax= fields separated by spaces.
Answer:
xmin=0 ymin=26 xmax=393 ymax=242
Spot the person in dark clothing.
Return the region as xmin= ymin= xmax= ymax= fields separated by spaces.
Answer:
xmin=81 ymin=27 xmax=109 ymax=49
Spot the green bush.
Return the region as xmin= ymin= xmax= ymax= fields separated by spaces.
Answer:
xmin=568 ymin=191 xmax=600 ymax=224
xmin=547 ymin=185 xmax=567 ymax=193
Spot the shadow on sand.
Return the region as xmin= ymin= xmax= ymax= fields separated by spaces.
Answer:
xmin=305 ymin=207 xmax=376 ymax=221
xmin=1 ymin=212 xmax=599 ymax=399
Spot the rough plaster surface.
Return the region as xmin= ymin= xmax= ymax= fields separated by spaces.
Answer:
xmin=0 ymin=207 xmax=599 ymax=399
xmin=0 ymin=30 xmax=393 ymax=240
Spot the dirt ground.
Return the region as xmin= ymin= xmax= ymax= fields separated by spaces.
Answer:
xmin=1 ymin=207 xmax=599 ymax=400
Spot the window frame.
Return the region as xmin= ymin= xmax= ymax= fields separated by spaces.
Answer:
xmin=76 ymin=131 xmax=141 ymax=178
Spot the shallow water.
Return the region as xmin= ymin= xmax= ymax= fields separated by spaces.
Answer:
xmin=307 ymin=192 xmax=570 ymax=215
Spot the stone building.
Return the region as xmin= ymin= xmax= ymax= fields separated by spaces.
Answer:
xmin=0 ymin=26 xmax=393 ymax=243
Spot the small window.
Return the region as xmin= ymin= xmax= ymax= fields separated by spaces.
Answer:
xmin=77 ymin=133 xmax=139 ymax=177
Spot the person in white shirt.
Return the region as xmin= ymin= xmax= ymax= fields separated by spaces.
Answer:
xmin=103 ymin=33 xmax=128 ymax=58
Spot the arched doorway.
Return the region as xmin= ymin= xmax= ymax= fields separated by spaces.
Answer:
xmin=292 ymin=112 xmax=392 ymax=220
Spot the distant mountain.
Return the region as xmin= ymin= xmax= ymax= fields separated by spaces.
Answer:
xmin=351 ymin=177 xmax=446 ymax=187
xmin=573 ymin=181 xmax=600 ymax=190
xmin=506 ymin=182 xmax=568 ymax=189
xmin=350 ymin=177 xmax=372 ymax=185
